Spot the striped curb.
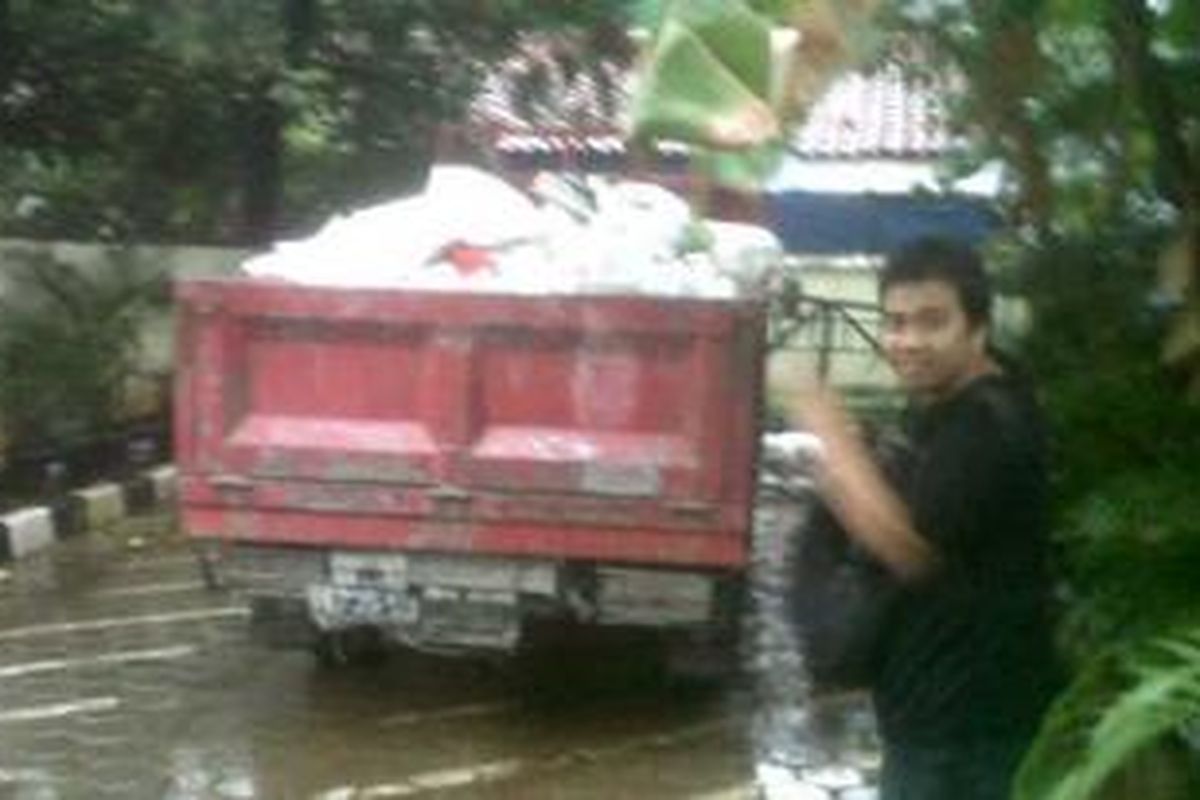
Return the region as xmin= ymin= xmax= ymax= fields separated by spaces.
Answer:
xmin=0 ymin=507 xmax=56 ymax=561
xmin=0 ymin=465 xmax=178 ymax=563
xmin=72 ymin=483 xmax=126 ymax=531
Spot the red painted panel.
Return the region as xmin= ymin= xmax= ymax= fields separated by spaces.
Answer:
xmin=182 ymin=506 xmax=747 ymax=568
xmin=175 ymin=279 xmax=764 ymax=568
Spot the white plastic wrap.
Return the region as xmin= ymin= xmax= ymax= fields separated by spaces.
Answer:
xmin=241 ymin=165 xmax=783 ymax=299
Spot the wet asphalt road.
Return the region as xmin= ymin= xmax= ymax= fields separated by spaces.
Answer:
xmin=0 ymin=513 xmax=757 ymax=799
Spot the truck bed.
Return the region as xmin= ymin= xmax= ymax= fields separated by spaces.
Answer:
xmin=175 ymin=279 xmax=764 ymax=568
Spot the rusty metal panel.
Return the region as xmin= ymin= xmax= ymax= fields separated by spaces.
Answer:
xmin=175 ymin=279 xmax=764 ymax=568
xmin=180 ymin=505 xmax=749 ymax=567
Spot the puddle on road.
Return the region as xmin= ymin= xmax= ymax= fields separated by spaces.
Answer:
xmin=151 ymin=643 xmax=740 ymax=798
xmin=745 ymin=442 xmax=881 ymax=799
xmin=0 ymin=483 xmax=878 ymax=798
xmin=0 ymin=512 xmax=188 ymax=598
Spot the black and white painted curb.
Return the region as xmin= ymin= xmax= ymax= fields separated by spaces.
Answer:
xmin=0 ymin=465 xmax=178 ymax=562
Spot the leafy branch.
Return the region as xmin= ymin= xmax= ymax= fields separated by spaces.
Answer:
xmin=1015 ymin=623 xmax=1200 ymax=800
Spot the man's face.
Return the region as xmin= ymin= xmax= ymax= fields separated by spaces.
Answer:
xmin=881 ymin=279 xmax=987 ymax=402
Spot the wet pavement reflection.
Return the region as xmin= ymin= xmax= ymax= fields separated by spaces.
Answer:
xmin=0 ymin=514 xmax=758 ymax=799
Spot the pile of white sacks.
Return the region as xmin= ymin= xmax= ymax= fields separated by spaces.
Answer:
xmin=242 ymin=165 xmax=781 ymax=299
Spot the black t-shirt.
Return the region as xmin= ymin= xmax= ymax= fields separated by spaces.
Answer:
xmin=873 ymin=373 xmax=1061 ymax=745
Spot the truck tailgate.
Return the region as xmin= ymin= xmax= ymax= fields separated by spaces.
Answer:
xmin=175 ymin=279 xmax=764 ymax=567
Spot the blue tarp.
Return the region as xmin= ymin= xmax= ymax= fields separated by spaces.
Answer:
xmin=765 ymin=191 xmax=1001 ymax=255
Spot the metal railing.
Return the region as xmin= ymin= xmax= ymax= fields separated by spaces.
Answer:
xmin=770 ymin=293 xmax=884 ymax=382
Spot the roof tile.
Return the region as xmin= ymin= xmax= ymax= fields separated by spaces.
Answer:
xmin=466 ymin=44 xmax=956 ymax=160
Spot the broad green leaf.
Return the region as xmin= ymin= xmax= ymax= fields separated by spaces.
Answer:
xmin=1014 ymin=624 xmax=1200 ymax=800
xmin=630 ymin=16 xmax=780 ymax=149
xmin=630 ymin=0 xmax=884 ymax=189
xmin=673 ymin=0 xmax=775 ymax=101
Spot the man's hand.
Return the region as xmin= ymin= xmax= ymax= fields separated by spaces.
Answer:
xmin=788 ymin=380 xmax=856 ymax=443
xmin=783 ymin=376 xmax=939 ymax=583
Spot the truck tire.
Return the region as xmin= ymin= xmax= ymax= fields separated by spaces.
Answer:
xmin=663 ymin=626 xmax=743 ymax=687
xmin=311 ymin=627 xmax=386 ymax=668
xmin=249 ymin=595 xmax=316 ymax=649
xmin=512 ymin=622 xmax=668 ymax=702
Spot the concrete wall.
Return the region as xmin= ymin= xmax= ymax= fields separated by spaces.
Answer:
xmin=0 ymin=240 xmax=250 ymax=457
xmin=0 ymin=238 xmax=248 ymax=287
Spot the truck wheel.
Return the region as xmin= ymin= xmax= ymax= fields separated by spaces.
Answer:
xmin=311 ymin=628 xmax=385 ymax=668
xmin=664 ymin=627 xmax=743 ymax=688
xmin=249 ymin=596 xmax=316 ymax=649
xmin=312 ymin=631 xmax=347 ymax=667
xmin=512 ymin=622 xmax=669 ymax=702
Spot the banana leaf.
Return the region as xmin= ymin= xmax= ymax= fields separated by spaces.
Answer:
xmin=629 ymin=0 xmax=881 ymax=189
xmin=670 ymin=0 xmax=775 ymax=101
xmin=1014 ymin=623 xmax=1200 ymax=800
xmin=629 ymin=14 xmax=780 ymax=150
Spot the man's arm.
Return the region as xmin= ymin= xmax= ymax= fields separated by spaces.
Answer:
xmin=790 ymin=383 xmax=939 ymax=582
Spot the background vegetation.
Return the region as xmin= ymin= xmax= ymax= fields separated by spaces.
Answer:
xmin=0 ymin=0 xmax=633 ymax=245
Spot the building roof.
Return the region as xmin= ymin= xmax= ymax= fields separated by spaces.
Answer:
xmin=788 ymin=67 xmax=953 ymax=159
xmin=463 ymin=37 xmax=998 ymax=255
xmin=466 ymin=38 xmax=958 ymax=162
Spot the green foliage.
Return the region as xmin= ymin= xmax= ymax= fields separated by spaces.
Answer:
xmin=631 ymin=0 xmax=804 ymax=28
xmin=629 ymin=0 xmax=887 ymax=190
xmin=630 ymin=0 xmax=782 ymax=183
xmin=887 ymin=0 xmax=1198 ymax=241
xmin=957 ymin=0 xmax=1200 ymax=766
xmin=1007 ymin=228 xmax=1199 ymax=498
xmin=0 ymin=1 xmax=640 ymax=245
xmin=1000 ymin=224 xmax=1200 ymax=796
xmin=1010 ymin=224 xmax=1200 ymax=656
xmin=1014 ymin=623 xmax=1200 ymax=800
xmin=0 ymin=248 xmax=169 ymax=451
xmin=1056 ymin=469 xmax=1200 ymax=659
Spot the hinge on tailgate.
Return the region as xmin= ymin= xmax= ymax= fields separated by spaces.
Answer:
xmin=666 ymin=501 xmax=716 ymax=523
xmin=210 ymin=474 xmax=253 ymax=490
xmin=428 ymin=485 xmax=471 ymax=502
xmin=209 ymin=474 xmax=254 ymax=498
xmin=428 ymin=485 xmax=473 ymax=519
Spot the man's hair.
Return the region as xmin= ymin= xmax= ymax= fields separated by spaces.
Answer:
xmin=880 ymin=236 xmax=992 ymax=328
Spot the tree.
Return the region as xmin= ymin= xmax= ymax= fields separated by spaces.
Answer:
xmin=0 ymin=1 xmax=637 ymax=245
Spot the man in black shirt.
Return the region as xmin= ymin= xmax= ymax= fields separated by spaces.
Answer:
xmin=791 ymin=237 xmax=1059 ymax=799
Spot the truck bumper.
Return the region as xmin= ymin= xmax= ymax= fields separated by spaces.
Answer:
xmin=204 ymin=542 xmax=738 ymax=655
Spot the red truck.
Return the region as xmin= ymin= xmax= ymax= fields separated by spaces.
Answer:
xmin=175 ymin=279 xmax=764 ymax=664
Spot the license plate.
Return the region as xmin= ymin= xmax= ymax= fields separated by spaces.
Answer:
xmin=328 ymin=551 xmax=409 ymax=590
xmin=306 ymin=583 xmax=417 ymax=631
